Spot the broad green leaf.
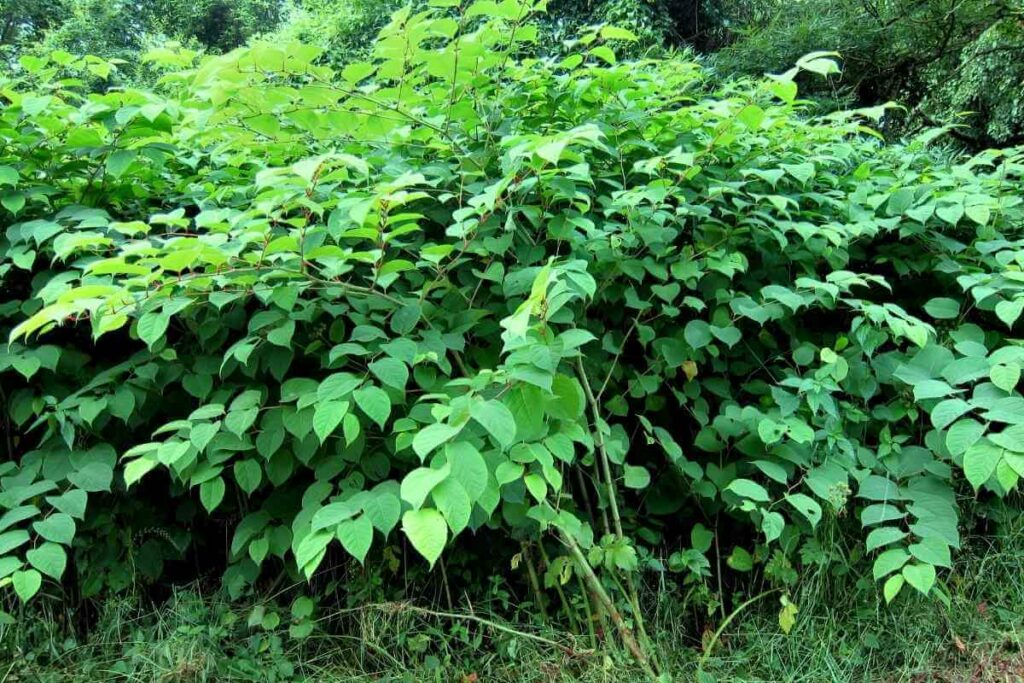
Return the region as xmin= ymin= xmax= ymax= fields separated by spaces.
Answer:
xmin=726 ymin=478 xmax=770 ymax=503
xmin=27 ymin=542 xmax=67 ymax=579
xmin=402 ymin=509 xmax=448 ymax=568
xmin=684 ymin=320 xmax=713 ymax=349
xmin=67 ymin=463 xmax=113 ymax=492
xmin=929 ymin=399 xmax=971 ymax=430
xmin=199 ymin=476 xmax=225 ymax=513
xmin=431 ymin=479 xmax=471 ymax=535
xmin=872 ymin=548 xmax=910 ymax=580
xmin=945 ymin=419 xmax=985 ymax=456
xmin=401 ymin=465 xmax=451 ymax=510
xmin=784 ymin=494 xmax=822 ymax=528
xmin=865 ymin=526 xmax=907 ymax=552
xmin=883 ymin=574 xmax=904 ymax=603
xmin=412 ymin=422 xmax=463 ymax=461
xmin=33 ymin=513 xmax=75 ymax=545
xmin=963 ymin=439 xmax=1001 ymax=490
xmin=623 ymin=465 xmax=650 ymax=489
xmin=369 ymin=358 xmax=408 ymax=391
xmin=353 ymin=387 xmax=391 ymax=429
xmin=469 ymin=399 xmax=517 ymax=448
xmin=12 ymin=569 xmax=42 ymax=602
xmin=337 ymin=515 xmax=373 ymax=564
xmin=313 ymin=400 xmax=349 ymax=444
xmin=901 ymin=563 xmax=936 ymax=595
xmin=137 ymin=311 xmax=169 ymax=349
xmin=311 ymin=501 xmax=358 ymax=532
xmin=447 ymin=441 xmax=488 ymax=502
xmin=234 ymin=460 xmax=263 ymax=494
xmin=990 ymin=364 xmax=1021 ymax=392
xmin=363 ymin=487 xmax=402 ymax=536
xmin=923 ymin=298 xmax=959 ymax=320
xmin=727 ymin=547 xmax=753 ymax=572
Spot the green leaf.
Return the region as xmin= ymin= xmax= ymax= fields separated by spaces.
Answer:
xmin=412 ymin=422 xmax=463 ymax=461
xmin=923 ymin=298 xmax=959 ymax=320
xmin=401 ymin=465 xmax=450 ymax=510
xmin=402 ymin=509 xmax=448 ymax=568
xmin=691 ymin=524 xmax=714 ymax=553
xmin=883 ymin=574 xmax=904 ymax=603
xmin=726 ymin=547 xmax=753 ymax=571
xmin=469 ymin=399 xmax=517 ymax=448
xmin=33 ymin=513 xmax=76 ymax=545
xmin=929 ymin=399 xmax=971 ymax=430
xmin=190 ymin=422 xmax=220 ymax=452
xmin=447 ymin=441 xmax=488 ymax=502
xmin=137 ymin=311 xmax=170 ymax=349
xmin=199 ymin=476 xmax=225 ymax=513
xmin=363 ymin=487 xmax=402 ymax=536
xmin=291 ymin=596 xmax=314 ymax=620
xmin=963 ymin=439 xmax=1001 ymax=490
xmin=316 ymin=373 xmax=360 ymax=402
xmin=546 ymin=375 xmax=584 ymax=420
xmin=67 ymin=463 xmax=113 ymax=492
xmin=431 ymin=479 xmax=471 ymax=535
xmin=0 ymin=165 xmax=18 ymax=186
xmin=337 ymin=515 xmax=373 ymax=564
xmin=761 ymin=510 xmax=784 ymax=542
xmin=353 ymin=387 xmax=391 ymax=429
xmin=600 ymin=25 xmax=638 ymax=41
xmin=27 ymin=542 xmax=67 ymax=579
xmin=233 ymin=460 xmax=263 ymax=494
xmin=737 ymin=104 xmax=765 ymax=131
xmin=946 ymin=419 xmax=985 ymax=456
xmin=623 ymin=465 xmax=650 ymax=489
xmin=0 ymin=530 xmax=30 ymax=555
xmin=994 ymin=299 xmax=1023 ymax=329
xmin=909 ymin=537 xmax=951 ymax=568
xmin=684 ymin=320 xmax=713 ymax=349
xmin=311 ymin=501 xmax=358 ymax=532
xmin=124 ymin=457 xmax=159 ymax=487
xmin=590 ymin=45 xmax=616 ymax=65
xmin=0 ymin=506 xmax=39 ymax=534
xmin=105 ymin=149 xmax=137 ymax=178
xmin=872 ymin=548 xmax=910 ymax=580
xmin=726 ymin=478 xmax=770 ymax=503
xmin=313 ymin=400 xmax=349 ymax=444
xmin=912 ymin=379 xmax=954 ymax=401
xmin=524 ymin=472 xmax=547 ymax=501
xmin=990 ymin=364 xmax=1021 ymax=392
xmin=369 ymin=358 xmax=408 ymax=391
xmin=266 ymin=320 xmax=295 ymax=347
xmin=784 ymin=493 xmax=822 ymax=528
xmin=901 ymin=563 xmax=936 ymax=595
xmin=12 ymin=569 xmax=42 ymax=602
xmin=865 ymin=526 xmax=907 ymax=552
xmin=248 ymin=536 xmax=269 ymax=565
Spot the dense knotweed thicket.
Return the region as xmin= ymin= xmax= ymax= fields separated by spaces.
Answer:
xmin=1 ymin=0 xmax=1023 ymax=670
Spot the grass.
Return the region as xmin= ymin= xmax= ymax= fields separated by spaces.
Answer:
xmin=3 ymin=518 xmax=1023 ymax=682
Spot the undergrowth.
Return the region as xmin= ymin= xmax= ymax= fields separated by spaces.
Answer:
xmin=4 ymin=507 xmax=1023 ymax=682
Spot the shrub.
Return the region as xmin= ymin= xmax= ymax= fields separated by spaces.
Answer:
xmin=1 ymin=0 xmax=1023 ymax=671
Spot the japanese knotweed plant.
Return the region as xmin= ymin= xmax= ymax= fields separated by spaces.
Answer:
xmin=2 ymin=0 xmax=1024 ymax=672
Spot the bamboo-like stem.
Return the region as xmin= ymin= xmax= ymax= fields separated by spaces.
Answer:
xmin=576 ymin=358 xmax=624 ymax=539
xmin=521 ymin=541 xmax=549 ymax=623
xmin=576 ymin=572 xmax=601 ymax=650
xmin=560 ymin=530 xmax=658 ymax=682
xmin=575 ymin=357 xmax=660 ymax=674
